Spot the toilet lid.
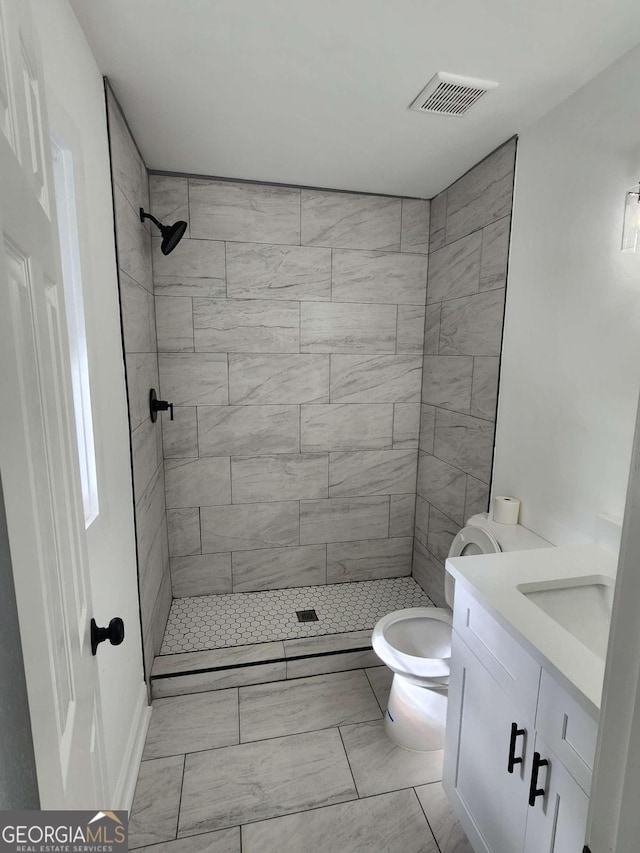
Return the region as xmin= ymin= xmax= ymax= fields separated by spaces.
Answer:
xmin=448 ymin=524 xmax=501 ymax=558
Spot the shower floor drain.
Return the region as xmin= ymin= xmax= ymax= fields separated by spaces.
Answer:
xmin=296 ymin=609 xmax=319 ymax=623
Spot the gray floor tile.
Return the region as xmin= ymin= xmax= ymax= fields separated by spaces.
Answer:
xmin=143 ymin=690 xmax=239 ymax=759
xmin=151 ymin=662 xmax=287 ymax=699
xmin=415 ymin=782 xmax=474 ymax=853
xmin=340 ymin=720 xmax=443 ymax=797
xmin=242 ymin=789 xmax=438 ymax=853
xmin=286 ymin=649 xmax=380 ymax=679
xmin=365 ymin=665 xmax=394 ymax=711
xmin=239 ymin=670 xmax=381 ymax=742
xmin=283 ymin=629 xmax=372 ymax=657
xmin=129 ymin=755 xmax=184 ymax=848
xmin=178 ymin=729 xmax=357 ymax=835
xmin=134 ymin=828 xmax=240 ymax=853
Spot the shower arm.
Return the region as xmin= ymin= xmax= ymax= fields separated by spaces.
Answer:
xmin=139 ymin=208 xmax=164 ymax=231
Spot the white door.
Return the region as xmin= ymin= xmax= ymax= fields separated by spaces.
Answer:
xmin=0 ymin=0 xmax=106 ymax=808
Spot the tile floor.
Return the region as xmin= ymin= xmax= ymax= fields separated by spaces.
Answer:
xmin=129 ymin=666 xmax=473 ymax=853
xmin=161 ymin=577 xmax=433 ymax=654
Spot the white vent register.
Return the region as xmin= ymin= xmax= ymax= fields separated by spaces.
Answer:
xmin=410 ymin=72 xmax=498 ymax=116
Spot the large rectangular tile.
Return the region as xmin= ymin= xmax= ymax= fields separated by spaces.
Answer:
xmin=300 ymin=302 xmax=396 ymax=354
xmin=170 ymin=553 xmax=232 ymax=597
xmin=415 ymin=783 xmax=474 ymax=853
xmin=231 ymin=453 xmax=328 ymax=502
xmin=401 ymin=198 xmax=430 ymax=254
xmin=429 ymin=191 xmax=447 ymax=252
xmin=417 ymin=453 xmax=466 ymax=525
xmin=194 ymin=298 xmax=299 ymax=353
xmin=178 ymin=729 xmax=356 ymax=834
xmin=167 ymin=507 xmax=201 ymax=557
xmin=135 ymin=466 xmax=166 ymax=568
xmin=129 ymin=755 xmax=184 ymax=848
xmin=189 ymin=179 xmax=301 ymax=244
xmin=392 ymin=402 xmax=420 ymax=448
xmin=239 ymin=670 xmax=381 ymax=742
xmin=422 ymin=356 xmax=473 ymax=412
xmin=428 ymin=506 xmax=458 ymax=564
xmin=286 ymin=649 xmax=380 ymax=678
xmin=114 ymin=184 xmax=152 ymax=291
xmin=139 ymin=521 xmax=170 ymax=644
xmin=339 ymin=719 xmax=443 ymax=797
xmin=152 ymin=662 xmax=287 ymax=698
xmin=365 ymin=666 xmax=394 ymax=712
xmin=107 ymin=88 xmax=146 ymax=214
xmin=226 ymin=242 xmax=331 ymax=301
xmin=198 ymin=405 xmax=300 ymax=456
xmin=149 ymin=175 xmax=190 ymax=235
xmin=136 ymin=829 xmax=240 ymax=853
xmin=283 ymin=630 xmax=372 ymax=658
xmin=433 ymin=408 xmax=494 ymax=482
xmin=243 ymin=789 xmax=437 ymax=853
xmin=301 ymin=190 xmax=401 ymax=250
xmin=229 ymin=354 xmax=329 ymax=404
xmin=120 ymin=271 xmax=157 ymax=353
xmin=201 ymin=501 xmax=299 ymax=553
xmin=389 ymin=493 xmax=416 ymax=537
xmin=480 ymin=216 xmax=510 ymax=291
xmin=419 ymin=404 xmax=436 ymax=453
xmin=439 ymin=289 xmax=505 ymax=357
xmin=330 ymin=355 xmax=422 ymax=403
xmin=470 ymin=356 xmax=500 ymax=420
xmin=162 ymin=407 xmax=198 ymax=458
xmin=301 ymin=403 xmax=393 ymax=451
xmin=232 ymin=545 xmax=326 ymax=592
xmin=415 ymin=494 xmax=429 ymax=547
xmin=423 ymin=303 xmax=441 ymax=355
xmin=412 ymin=539 xmax=446 ymax=607
xmin=331 ymin=249 xmax=428 ymax=304
xmin=152 ymin=642 xmax=286 ymax=677
xmin=464 ymin=474 xmax=490 ymax=519
xmin=126 ymin=352 xmax=159 ymax=431
xmin=131 ymin=418 xmax=162 ymax=503
xmin=143 ymin=689 xmax=239 ymax=760
xmin=153 ymin=237 xmax=226 ymax=298
xmin=159 ymin=353 xmax=228 ymax=405
xmin=396 ymin=305 xmax=426 ymax=354
xmin=300 ymin=496 xmax=389 ymax=544
xmin=328 ymin=449 xmax=417 ymax=497
xmin=155 ymin=296 xmax=194 ymax=352
xmin=165 ymin=456 xmax=231 ymax=507
xmin=427 ymin=231 xmax=482 ymax=304
xmin=327 ymin=537 xmax=413 ymax=582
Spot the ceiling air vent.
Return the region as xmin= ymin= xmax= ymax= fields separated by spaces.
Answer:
xmin=410 ymin=72 xmax=498 ymax=116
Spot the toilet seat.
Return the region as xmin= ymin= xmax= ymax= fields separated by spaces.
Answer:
xmin=372 ymin=607 xmax=452 ymax=682
xmin=448 ymin=524 xmax=501 ymax=558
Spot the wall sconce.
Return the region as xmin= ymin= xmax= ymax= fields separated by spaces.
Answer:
xmin=622 ymin=183 xmax=640 ymax=252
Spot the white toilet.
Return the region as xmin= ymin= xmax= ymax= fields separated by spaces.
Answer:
xmin=372 ymin=512 xmax=550 ymax=752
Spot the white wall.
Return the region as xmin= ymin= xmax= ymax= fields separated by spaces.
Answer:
xmin=493 ymin=43 xmax=640 ymax=547
xmin=31 ymin=0 xmax=147 ymax=807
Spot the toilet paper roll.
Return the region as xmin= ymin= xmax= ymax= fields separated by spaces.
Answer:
xmin=492 ymin=496 xmax=521 ymax=525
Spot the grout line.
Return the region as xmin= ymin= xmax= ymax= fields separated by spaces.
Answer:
xmin=412 ymin=786 xmax=444 ymax=853
xmin=337 ymin=725 xmax=360 ymax=798
xmin=174 ymin=753 xmax=187 ymax=844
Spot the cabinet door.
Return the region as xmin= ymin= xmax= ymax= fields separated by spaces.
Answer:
xmin=523 ymin=735 xmax=589 ymax=853
xmin=445 ymin=632 xmax=533 ymax=853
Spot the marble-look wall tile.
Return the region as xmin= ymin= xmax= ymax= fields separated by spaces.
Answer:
xmin=165 ymin=457 xmax=231 ymax=508
xmin=300 ymin=404 xmax=393 ymax=452
xmin=232 ymin=545 xmax=327 ymax=592
xmin=414 ymin=495 xmax=429 ymax=547
xmin=167 ymin=507 xmax=201 ymax=557
xmin=434 ymin=408 xmax=494 ymax=483
xmin=301 ymin=190 xmax=402 ymax=251
xmin=412 ymin=539 xmax=446 ymax=606
xmin=120 ymin=271 xmax=157 ymax=353
xmin=149 ymin=175 xmax=190 ymax=236
xmin=231 ymin=453 xmax=328 ymax=503
xmin=115 ymin=184 xmax=153 ymax=291
xmin=479 ymin=216 xmax=510 ymax=291
xmin=445 ymin=140 xmax=516 ymax=244
xmin=229 ymin=354 xmax=329 ymax=405
xmin=328 ymin=450 xmax=417 ymax=497
xmin=428 ymin=506 xmax=458 ymax=564
xmin=464 ymin=475 xmax=490 ymax=519
xmin=417 ymin=453 xmax=466 ymax=525
xmin=131 ymin=418 xmax=162 ymax=502
xmin=424 ymin=304 xmax=441 ymax=355
xmin=194 ymin=298 xmax=299 ymax=353
xmin=429 ymin=192 xmax=447 ymax=252
xmin=419 ymin=405 xmax=436 ymax=453
xmin=200 ymin=502 xmax=299 ymax=553
xmin=300 ymin=302 xmax=396 ymax=354
xmin=439 ymin=289 xmax=505 ymax=357
xmin=331 ymin=250 xmax=428 ymax=304
xmin=327 ymin=537 xmax=412 ymax=582
xmin=139 ymin=523 xmax=169 ymax=650
xmin=136 ymin=466 xmax=167 ymax=569
xmin=389 ymin=493 xmax=416 ymax=537
xmin=156 ymin=295 xmax=194 ymax=352
xmin=198 ymin=405 xmax=300 ymax=456
xmin=226 ymin=243 xmax=331 ymax=301
xmin=162 ymin=407 xmax=198 ymax=458
xmin=171 ymin=553 xmax=232 ymax=597
xmin=470 ymin=357 xmax=500 ymax=420
xmin=330 ymin=355 xmax=422 ymax=403
xmin=159 ymin=353 xmax=228 ymax=406
xmin=396 ymin=305 xmax=426 ymax=354
xmin=189 ymin=179 xmax=301 ymax=244
xmin=400 ymin=199 xmax=430 ymax=254
xmin=422 ymin=355 xmax=473 ymax=412
xmin=392 ymin=403 xmax=420 ymax=449
xmin=427 ymin=232 xmax=481 ymax=304
xmin=300 ymin=496 xmax=390 ymax=544
xmin=107 ymin=89 xmax=146 ymax=214
xmin=153 ymin=237 xmax=226 ymax=298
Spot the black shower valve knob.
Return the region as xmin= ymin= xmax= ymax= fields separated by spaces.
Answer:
xmin=149 ymin=388 xmax=174 ymax=422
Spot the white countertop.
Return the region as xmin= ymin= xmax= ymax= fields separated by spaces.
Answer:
xmin=446 ymin=542 xmax=618 ymax=718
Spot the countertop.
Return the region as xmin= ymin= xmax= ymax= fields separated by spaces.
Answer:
xmin=446 ymin=542 xmax=618 ymax=718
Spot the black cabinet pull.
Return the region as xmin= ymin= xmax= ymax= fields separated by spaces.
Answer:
xmin=528 ymin=751 xmax=549 ymax=806
xmin=508 ymin=722 xmax=526 ymax=773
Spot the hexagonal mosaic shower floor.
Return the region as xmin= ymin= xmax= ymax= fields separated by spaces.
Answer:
xmin=160 ymin=577 xmax=433 ymax=654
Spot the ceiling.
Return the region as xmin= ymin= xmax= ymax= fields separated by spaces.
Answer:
xmin=69 ymin=0 xmax=640 ymax=198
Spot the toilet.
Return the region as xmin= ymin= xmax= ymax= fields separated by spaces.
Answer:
xmin=372 ymin=512 xmax=550 ymax=752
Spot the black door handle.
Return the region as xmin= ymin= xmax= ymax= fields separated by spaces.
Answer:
xmin=508 ymin=722 xmax=526 ymax=773
xmin=149 ymin=388 xmax=174 ymax=422
xmin=528 ymin=751 xmax=549 ymax=806
xmin=91 ymin=617 xmax=125 ymax=655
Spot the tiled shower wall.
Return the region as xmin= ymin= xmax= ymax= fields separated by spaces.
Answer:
xmin=412 ymin=139 xmax=516 ymax=605
xmin=149 ymin=174 xmax=430 ymax=596
xmin=106 ymin=87 xmax=171 ymax=677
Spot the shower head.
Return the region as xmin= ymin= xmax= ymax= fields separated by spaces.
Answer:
xmin=139 ymin=208 xmax=188 ymax=255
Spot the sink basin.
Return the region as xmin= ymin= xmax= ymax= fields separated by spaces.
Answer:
xmin=517 ymin=575 xmax=614 ymax=660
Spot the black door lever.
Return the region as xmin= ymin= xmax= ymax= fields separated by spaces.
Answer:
xmin=150 ymin=388 xmax=174 ymax=422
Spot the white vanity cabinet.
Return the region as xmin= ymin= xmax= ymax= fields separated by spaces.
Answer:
xmin=444 ymin=585 xmax=596 ymax=853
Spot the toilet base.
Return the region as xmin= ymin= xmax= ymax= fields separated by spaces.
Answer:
xmin=383 ymin=673 xmax=448 ymax=752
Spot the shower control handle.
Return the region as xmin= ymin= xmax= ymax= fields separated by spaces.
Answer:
xmin=507 ymin=722 xmax=526 ymax=773
xmin=149 ymin=388 xmax=174 ymax=422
